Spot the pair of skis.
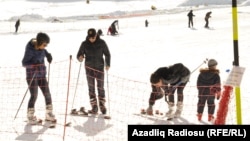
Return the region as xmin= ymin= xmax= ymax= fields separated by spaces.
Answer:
xmin=25 ymin=119 xmax=57 ymax=128
xmin=25 ymin=118 xmax=71 ymax=128
xmin=140 ymin=108 xmax=174 ymax=120
xmin=70 ymin=107 xmax=111 ymax=119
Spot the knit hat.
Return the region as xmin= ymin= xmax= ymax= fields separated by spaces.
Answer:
xmin=208 ymin=59 xmax=218 ymax=67
xmin=36 ymin=32 xmax=50 ymax=46
xmin=87 ymin=28 xmax=96 ymax=38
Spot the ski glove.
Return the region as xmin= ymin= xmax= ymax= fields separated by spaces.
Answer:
xmin=46 ymin=53 xmax=52 ymax=63
xmin=216 ymin=91 xmax=221 ymax=100
xmin=78 ymin=55 xmax=84 ymax=62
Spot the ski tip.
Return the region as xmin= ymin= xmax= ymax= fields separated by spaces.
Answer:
xmin=65 ymin=122 xmax=72 ymax=126
xmin=46 ymin=119 xmax=57 ymax=123
xmin=155 ymin=110 xmax=164 ymax=115
xmin=104 ymin=115 xmax=111 ymax=119
xmin=71 ymin=109 xmax=78 ymax=114
xmin=141 ymin=109 xmax=146 ymax=114
xmin=38 ymin=119 xmax=43 ymax=123
xmin=25 ymin=119 xmax=43 ymax=125
xmin=155 ymin=110 xmax=159 ymax=115
xmin=49 ymin=125 xmax=56 ymax=128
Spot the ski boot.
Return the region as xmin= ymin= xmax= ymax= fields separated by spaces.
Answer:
xmin=146 ymin=105 xmax=153 ymax=115
xmin=174 ymin=101 xmax=183 ymax=118
xmin=208 ymin=114 xmax=214 ymax=122
xmin=99 ymin=97 xmax=107 ymax=115
xmin=27 ymin=108 xmax=42 ymax=125
xmin=45 ymin=104 xmax=56 ymax=122
xmin=166 ymin=102 xmax=175 ymax=119
xmin=88 ymin=105 xmax=98 ymax=114
xmin=197 ymin=113 xmax=202 ymax=121
xmin=88 ymin=98 xmax=98 ymax=114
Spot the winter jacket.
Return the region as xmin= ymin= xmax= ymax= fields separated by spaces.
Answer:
xmin=205 ymin=12 xmax=212 ymax=20
xmin=197 ymin=68 xmax=221 ymax=95
xmin=187 ymin=11 xmax=195 ymax=19
xmin=76 ymin=35 xmax=111 ymax=71
xmin=154 ymin=63 xmax=190 ymax=85
xmin=15 ymin=19 xmax=20 ymax=28
xmin=22 ymin=39 xmax=50 ymax=78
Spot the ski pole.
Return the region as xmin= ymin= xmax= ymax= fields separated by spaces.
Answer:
xmin=71 ymin=62 xmax=82 ymax=109
xmin=191 ymin=58 xmax=208 ymax=74
xmin=174 ymin=58 xmax=208 ymax=88
xmin=14 ymin=71 xmax=36 ymax=120
xmin=48 ymin=63 xmax=50 ymax=84
xmin=106 ymin=70 xmax=110 ymax=116
xmin=165 ymin=58 xmax=208 ymax=102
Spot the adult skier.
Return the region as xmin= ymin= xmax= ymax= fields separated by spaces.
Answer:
xmin=187 ymin=10 xmax=195 ymax=28
xmin=77 ymin=28 xmax=111 ymax=115
xmin=205 ymin=11 xmax=212 ymax=28
xmin=147 ymin=63 xmax=190 ymax=119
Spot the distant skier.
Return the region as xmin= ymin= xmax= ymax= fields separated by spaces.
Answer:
xmin=205 ymin=11 xmax=212 ymax=28
xmin=15 ymin=19 xmax=20 ymax=33
xmin=145 ymin=19 xmax=149 ymax=27
xmin=107 ymin=20 xmax=119 ymax=35
xmin=187 ymin=10 xmax=195 ymax=28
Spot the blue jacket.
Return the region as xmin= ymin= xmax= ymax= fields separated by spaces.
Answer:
xmin=22 ymin=39 xmax=49 ymax=78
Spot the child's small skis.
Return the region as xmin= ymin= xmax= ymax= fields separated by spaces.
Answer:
xmin=140 ymin=108 xmax=167 ymax=118
xmin=25 ymin=118 xmax=56 ymax=128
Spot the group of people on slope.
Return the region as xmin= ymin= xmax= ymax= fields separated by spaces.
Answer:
xmin=22 ymin=28 xmax=220 ymax=124
xmin=187 ymin=10 xmax=212 ymax=28
xmin=14 ymin=19 xmax=119 ymax=36
xmin=146 ymin=59 xmax=221 ymax=122
xmin=22 ymin=29 xmax=111 ymax=124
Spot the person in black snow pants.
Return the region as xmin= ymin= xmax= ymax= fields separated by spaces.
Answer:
xmin=145 ymin=19 xmax=149 ymax=27
xmin=197 ymin=59 xmax=221 ymax=122
xmin=107 ymin=20 xmax=119 ymax=35
xmin=77 ymin=28 xmax=111 ymax=115
xmin=187 ymin=10 xmax=195 ymax=28
xmin=22 ymin=32 xmax=55 ymax=125
xmin=15 ymin=19 xmax=20 ymax=33
xmin=147 ymin=63 xmax=190 ymax=119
